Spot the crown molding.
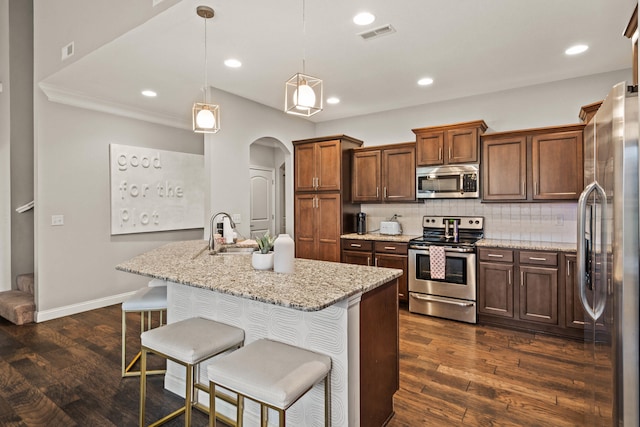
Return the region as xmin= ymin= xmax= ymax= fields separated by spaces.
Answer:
xmin=39 ymin=82 xmax=189 ymax=131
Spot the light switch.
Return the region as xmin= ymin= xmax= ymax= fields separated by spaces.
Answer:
xmin=51 ymin=215 xmax=64 ymax=226
xmin=232 ymin=213 xmax=241 ymax=224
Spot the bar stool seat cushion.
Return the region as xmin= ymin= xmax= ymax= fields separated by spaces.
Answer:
xmin=207 ymin=339 xmax=331 ymax=409
xmin=142 ymin=317 xmax=244 ymax=365
xmin=122 ymin=286 xmax=167 ymax=312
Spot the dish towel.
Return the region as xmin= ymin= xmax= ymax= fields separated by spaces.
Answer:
xmin=429 ymin=246 xmax=446 ymax=280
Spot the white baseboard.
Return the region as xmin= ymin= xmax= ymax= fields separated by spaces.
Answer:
xmin=35 ymin=291 xmax=136 ymax=322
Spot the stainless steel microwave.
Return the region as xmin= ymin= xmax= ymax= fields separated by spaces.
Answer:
xmin=416 ymin=164 xmax=479 ymax=199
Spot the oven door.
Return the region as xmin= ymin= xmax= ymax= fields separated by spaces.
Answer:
xmin=408 ymin=247 xmax=476 ymax=301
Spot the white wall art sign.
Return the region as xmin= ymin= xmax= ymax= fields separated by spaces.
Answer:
xmin=109 ymin=144 xmax=204 ymax=235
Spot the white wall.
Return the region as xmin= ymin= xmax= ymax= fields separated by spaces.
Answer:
xmin=204 ymin=87 xmax=314 ymax=240
xmin=34 ymin=98 xmax=204 ymax=318
xmin=0 ymin=0 xmax=10 ymax=291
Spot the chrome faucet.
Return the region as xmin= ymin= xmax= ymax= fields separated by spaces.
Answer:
xmin=208 ymin=212 xmax=236 ymax=250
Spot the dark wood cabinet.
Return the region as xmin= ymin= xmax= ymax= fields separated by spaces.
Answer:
xmin=342 ymin=239 xmax=409 ymax=303
xmin=481 ymin=124 xmax=585 ymax=202
xmin=531 ymin=130 xmax=583 ymax=200
xmin=478 ymin=247 xmax=569 ymax=336
xmin=352 ymin=143 xmax=415 ymax=203
xmin=412 ymin=120 xmax=487 ymax=166
xmin=293 ymin=135 xmax=363 ymax=262
xmin=478 ymin=248 xmax=514 ymax=318
xmin=481 ymin=136 xmax=527 ymax=200
xmin=294 ymin=139 xmax=342 ymax=192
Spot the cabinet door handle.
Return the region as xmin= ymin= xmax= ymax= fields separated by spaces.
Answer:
xmin=384 ymin=246 xmax=396 ymax=250
xmin=520 ymin=271 xmax=524 ymax=286
xmin=384 ymin=187 xmax=388 ymax=198
xmin=522 ymin=181 xmax=525 ymax=195
xmin=534 ymin=181 xmax=538 ymax=195
xmin=367 ymin=257 xmax=370 ymax=266
xmin=508 ymin=270 xmax=512 ymax=285
xmin=376 ymin=187 xmax=379 ymax=198
xmin=314 ymin=196 xmax=318 ymax=208
xmin=529 ymin=257 xmax=546 ymax=261
xmin=350 ymin=243 xmax=362 ymax=248
xmin=449 ymin=146 xmax=452 ymax=160
xmin=487 ymin=253 xmax=504 ymax=258
xmin=374 ymin=257 xmax=378 ymax=266
xmin=439 ymin=147 xmax=442 ymax=160
xmin=567 ymin=259 xmax=570 ymax=276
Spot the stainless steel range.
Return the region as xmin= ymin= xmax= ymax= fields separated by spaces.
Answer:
xmin=408 ymin=216 xmax=484 ymax=323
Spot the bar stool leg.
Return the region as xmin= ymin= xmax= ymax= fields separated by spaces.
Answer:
xmin=260 ymin=405 xmax=268 ymax=427
xmin=140 ymin=347 xmax=147 ymax=427
xmin=325 ymin=374 xmax=331 ymax=427
xmin=238 ymin=395 xmax=244 ymax=426
xmin=184 ymin=364 xmax=193 ymax=427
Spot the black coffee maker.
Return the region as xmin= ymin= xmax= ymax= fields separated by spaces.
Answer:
xmin=356 ymin=212 xmax=367 ymax=234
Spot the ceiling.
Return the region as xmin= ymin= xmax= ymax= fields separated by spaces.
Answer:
xmin=41 ymin=0 xmax=637 ymax=126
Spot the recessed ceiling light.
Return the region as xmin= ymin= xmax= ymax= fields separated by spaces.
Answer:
xmin=224 ymin=58 xmax=242 ymax=68
xmin=141 ymin=90 xmax=157 ymax=97
xmin=565 ymin=44 xmax=588 ymax=55
xmin=327 ymin=97 xmax=340 ymax=105
xmin=353 ymin=12 xmax=375 ymax=26
xmin=418 ymin=78 xmax=434 ymax=86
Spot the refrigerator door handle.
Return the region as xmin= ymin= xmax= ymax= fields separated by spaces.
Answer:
xmin=577 ymin=181 xmax=607 ymax=321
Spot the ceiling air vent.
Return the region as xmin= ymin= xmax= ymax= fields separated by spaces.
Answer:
xmin=358 ymin=24 xmax=396 ymax=41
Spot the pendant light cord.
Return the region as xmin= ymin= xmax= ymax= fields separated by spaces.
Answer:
xmin=203 ymin=14 xmax=208 ymax=104
xmin=302 ymin=0 xmax=306 ymax=74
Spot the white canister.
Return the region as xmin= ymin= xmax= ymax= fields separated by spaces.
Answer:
xmin=223 ymin=216 xmax=234 ymax=244
xmin=273 ymin=234 xmax=295 ymax=273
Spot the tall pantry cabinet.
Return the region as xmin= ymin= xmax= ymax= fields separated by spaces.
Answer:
xmin=293 ymin=135 xmax=363 ymax=262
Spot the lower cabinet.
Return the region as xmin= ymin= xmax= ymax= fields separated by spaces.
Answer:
xmin=294 ymin=193 xmax=341 ymax=262
xmin=342 ymin=239 xmax=409 ymax=303
xmin=478 ymin=247 xmax=583 ymax=339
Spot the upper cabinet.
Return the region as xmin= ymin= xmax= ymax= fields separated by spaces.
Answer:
xmin=412 ymin=120 xmax=488 ymax=166
xmin=352 ymin=143 xmax=416 ymax=203
xmin=481 ymin=124 xmax=585 ymax=202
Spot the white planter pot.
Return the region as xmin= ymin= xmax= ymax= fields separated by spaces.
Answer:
xmin=252 ymin=252 xmax=274 ymax=270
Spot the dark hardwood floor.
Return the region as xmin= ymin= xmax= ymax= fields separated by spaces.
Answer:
xmin=0 ymin=304 xmax=598 ymax=426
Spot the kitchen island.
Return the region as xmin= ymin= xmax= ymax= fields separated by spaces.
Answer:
xmin=117 ymin=240 xmax=402 ymax=427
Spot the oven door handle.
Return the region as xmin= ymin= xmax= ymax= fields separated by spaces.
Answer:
xmin=411 ymin=293 xmax=475 ymax=307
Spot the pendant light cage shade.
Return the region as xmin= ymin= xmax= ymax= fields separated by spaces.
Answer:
xmin=192 ymin=5 xmax=220 ymax=134
xmin=192 ymin=102 xmax=220 ymax=133
xmin=285 ymin=72 xmax=323 ymax=117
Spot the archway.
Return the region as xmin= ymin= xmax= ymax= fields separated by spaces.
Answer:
xmin=249 ymin=137 xmax=289 ymax=239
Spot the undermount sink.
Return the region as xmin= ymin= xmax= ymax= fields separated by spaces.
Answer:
xmin=217 ymin=247 xmax=256 ymax=255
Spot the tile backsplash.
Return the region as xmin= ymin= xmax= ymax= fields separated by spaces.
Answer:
xmin=362 ymin=200 xmax=577 ymax=243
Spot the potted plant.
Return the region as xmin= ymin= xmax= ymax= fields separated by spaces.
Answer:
xmin=252 ymin=231 xmax=275 ymax=270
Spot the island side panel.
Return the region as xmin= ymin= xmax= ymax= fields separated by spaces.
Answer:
xmin=360 ymin=278 xmax=399 ymax=426
xmin=165 ymin=282 xmax=354 ymax=427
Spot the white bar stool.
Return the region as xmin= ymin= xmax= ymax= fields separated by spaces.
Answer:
xmin=207 ymin=338 xmax=332 ymax=427
xmin=140 ymin=317 xmax=245 ymax=427
xmin=122 ymin=285 xmax=168 ymax=377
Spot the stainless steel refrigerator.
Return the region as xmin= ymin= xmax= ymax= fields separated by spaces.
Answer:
xmin=578 ymin=81 xmax=639 ymax=426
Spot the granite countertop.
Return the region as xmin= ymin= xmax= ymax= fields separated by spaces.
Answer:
xmin=477 ymin=238 xmax=576 ymax=252
xmin=116 ymin=240 xmax=402 ymax=312
xmin=341 ymin=233 xmax=420 ymax=243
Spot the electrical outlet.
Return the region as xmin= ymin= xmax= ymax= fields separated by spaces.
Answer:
xmin=51 ymin=215 xmax=64 ymax=226
xmin=232 ymin=213 xmax=241 ymax=224
xmin=554 ymin=215 xmax=564 ymax=226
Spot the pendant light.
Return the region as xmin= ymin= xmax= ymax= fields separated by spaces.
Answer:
xmin=285 ymin=0 xmax=323 ymax=117
xmin=192 ymin=5 xmax=220 ymax=133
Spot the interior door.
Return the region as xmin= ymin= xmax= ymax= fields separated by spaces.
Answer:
xmin=250 ymin=167 xmax=274 ymax=239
